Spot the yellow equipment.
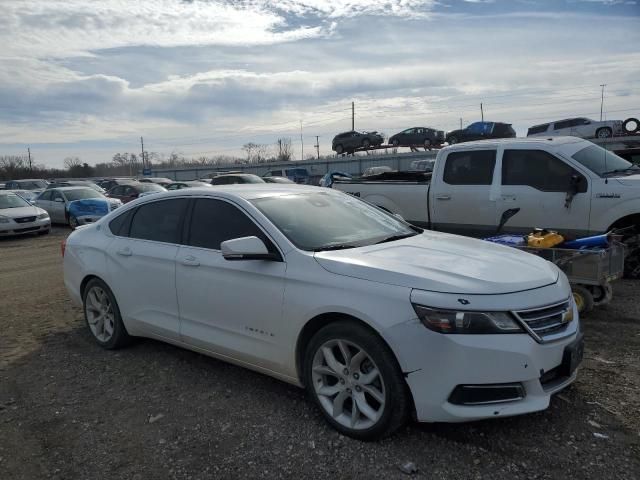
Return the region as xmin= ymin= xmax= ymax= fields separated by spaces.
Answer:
xmin=526 ymin=230 xmax=564 ymax=248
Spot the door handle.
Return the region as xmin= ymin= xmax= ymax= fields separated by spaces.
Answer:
xmin=435 ymin=195 xmax=451 ymax=200
xmin=116 ymin=248 xmax=132 ymax=257
xmin=501 ymin=195 xmax=517 ymax=201
xmin=181 ymin=255 xmax=200 ymax=267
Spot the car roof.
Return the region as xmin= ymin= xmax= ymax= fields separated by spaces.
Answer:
xmin=51 ymin=186 xmax=99 ymax=192
xmin=442 ymin=136 xmax=590 ymax=152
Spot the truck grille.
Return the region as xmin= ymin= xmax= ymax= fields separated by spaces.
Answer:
xmin=514 ymin=300 xmax=572 ymax=342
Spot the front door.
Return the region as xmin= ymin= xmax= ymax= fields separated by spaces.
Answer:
xmin=430 ymin=149 xmax=499 ymax=236
xmin=176 ymin=197 xmax=286 ymax=371
xmin=105 ymin=198 xmax=189 ymax=340
xmin=497 ymin=148 xmax=591 ymax=236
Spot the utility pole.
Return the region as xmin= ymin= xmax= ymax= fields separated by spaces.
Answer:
xmin=300 ymin=121 xmax=304 ymax=161
xmin=27 ymin=147 xmax=32 ymax=171
xmin=480 ymin=103 xmax=484 ymax=122
xmin=315 ymin=136 xmax=320 ymax=159
xmin=351 ymin=101 xmax=355 ymax=131
xmin=460 ymin=118 xmax=463 ymax=129
xmin=140 ymin=136 xmax=145 ymax=170
xmin=600 ymin=84 xmax=607 ymax=121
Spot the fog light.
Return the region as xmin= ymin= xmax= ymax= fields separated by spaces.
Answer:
xmin=448 ymin=383 xmax=525 ymax=405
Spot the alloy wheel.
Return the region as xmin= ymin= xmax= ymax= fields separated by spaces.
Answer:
xmin=85 ymin=286 xmax=116 ymax=342
xmin=311 ymin=339 xmax=386 ymax=430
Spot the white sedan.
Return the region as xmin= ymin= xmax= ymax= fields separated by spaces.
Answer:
xmin=63 ymin=186 xmax=582 ymax=440
xmin=0 ymin=191 xmax=51 ymax=236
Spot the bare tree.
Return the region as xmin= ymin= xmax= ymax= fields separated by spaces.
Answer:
xmin=64 ymin=156 xmax=82 ymax=170
xmin=242 ymin=142 xmax=258 ymax=163
xmin=276 ymin=138 xmax=293 ymax=161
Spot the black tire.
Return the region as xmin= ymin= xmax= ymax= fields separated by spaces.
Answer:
xmin=335 ymin=144 xmax=344 ymax=154
xmin=572 ymin=285 xmax=594 ymax=316
xmin=448 ymin=136 xmax=458 ymax=145
xmin=595 ymin=127 xmax=612 ymax=139
xmin=391 ymin=139 xmax=400 ymax=147
xmin=362 ymin=138 xmax=371 ymax=148
xmin=589 ymin=284 xmax=613 ymax=307
xmin=623 ymin=118 xmax=639 ymax=134
xmin=69 ymin=215 xmax=79 ymax=230
xmin=82 ymin=278 xmax=132 ymax=349
xmin=303 ymin=321 xmax=410 ymax=440
xmin=424 ymin=139 xmax=432 ymax=149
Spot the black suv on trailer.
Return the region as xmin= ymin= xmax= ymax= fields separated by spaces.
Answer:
xmin=446 ymin=122 xmax=515 ymax=144
xmin=332 ymin=131 xmax=384 ymax=154
xmin=388 ymin=127 xmax=445 ymax=148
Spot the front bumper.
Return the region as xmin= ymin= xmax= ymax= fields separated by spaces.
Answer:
xmin=0 ymin=218 xmax=50 ymax=236
xmin=384 ymin=284 xmax=581 ymax=422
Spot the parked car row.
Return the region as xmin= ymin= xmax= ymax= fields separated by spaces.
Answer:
xmin=331 ymin=115 xmax=639 ymax=153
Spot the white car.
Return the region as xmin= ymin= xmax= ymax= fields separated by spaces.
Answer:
xmin=527 ymin=117 xmax=623 ymax=139
xmin=63 ymin=186 xmax=582 ymax=440
xmin=0 ymin=191 xmax=51 ymax=236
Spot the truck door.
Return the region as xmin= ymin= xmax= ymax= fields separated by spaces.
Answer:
xmin=430 ymin=149 xmax=499 ymax=236
xmin=498 ymin=148 xmax=591 ymax=236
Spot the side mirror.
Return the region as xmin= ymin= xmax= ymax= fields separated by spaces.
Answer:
xmin=568 ymin=174 xmax=581 ymax=194
xmin=221 ymin=236 xmax=277 ymax=261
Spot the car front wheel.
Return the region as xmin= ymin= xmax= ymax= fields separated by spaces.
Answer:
xmin=596 ymin=127 xmax=612 ymax=139
xmin=335 ymin=144 xmax=344 ymax=154
xmin=448 ymin=136 xmax=458 ymax=144
xmin=304 ymin=322 xmax=410 ymax=440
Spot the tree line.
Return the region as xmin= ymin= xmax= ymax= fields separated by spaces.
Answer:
xmin=0 ymin=138 xmax=299 ymax=181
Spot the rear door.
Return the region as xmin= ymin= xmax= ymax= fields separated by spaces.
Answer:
xmin=497 ymin=148 xmax=591 ymax=236
xmin=50 ymin=190 xmax=67 ymax=223
xmin=176 ymin=197 xmax=286 ymax=370
xmin=35 ymin=190 xmax=54 ymax=217
xmin=105 ymin=198 xmax=188 ymax=340
xmin=430 ymin=149 xmax=499 ymax=236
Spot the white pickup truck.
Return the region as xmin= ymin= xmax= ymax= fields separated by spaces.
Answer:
xmin=333 ymin=137 xmax=640 ymax=276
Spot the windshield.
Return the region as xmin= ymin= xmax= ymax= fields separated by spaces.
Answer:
xmin=138 ymin=183 xmax=166 ymax=192
xmin=64 ymin=188 xmax=104 ymax=201
xmin=572 ymin=144 xmax=637 ymax=177
xmin=0 ymin=193 xmax=30 ymax=209
xmin=251 ymin=192 xmax=416 ymax=251
xmin=17 ymin=180 xmax=48 ymax=189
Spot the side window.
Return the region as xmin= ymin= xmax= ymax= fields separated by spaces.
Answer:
xmin=467 ymin=123 xmax=483 ymax=134
xmin=52 ymin=190 xmax=64 ymax=201
xmin=39 ymin=190 xmax=53 ymax=201
xmin=187 ymin=199 xmax=268 ymax=250
xmin=443 ymin=150 xmax=496 ymax=185
xmin=129 ymin=199 xmax=188 ymax=243
xmin=502 ymin=150 xmax=586 ymax=192
xmin=528 ymin=124 xmax=549 ymax=135
xmin=110 ymin=186 xmax=123 ymax=195
xmin=109 ymin=209 xmax=134 ymax=237
xmin=553 ymin=120 xmax=573 ymax=130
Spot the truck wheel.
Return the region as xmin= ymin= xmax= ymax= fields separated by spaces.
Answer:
xmin=336 ymin=145 xmax=344 ymax=154
xmin=589 ymin=284 xmax=613 ymax=307
xmin=572 ymin=285 xmax=594 ymax=315
xmin=623 ymin=118 xmax=639 ymax=134
xmin=596 ymin=127 xmax=612 ymax=139
xmin=362 ymin=139 xmax=371 ymax=148
xmin=448 ymin=136 xmax=458 ymax=145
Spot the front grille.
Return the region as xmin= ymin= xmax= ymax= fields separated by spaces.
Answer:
xmin=514 ymin=300 xmax=572 ymax=342
xmin=15 ymin=216 xmax=37 ymax=223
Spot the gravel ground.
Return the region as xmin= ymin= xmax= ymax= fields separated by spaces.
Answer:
xmin=1 ymin=228 xmax=639 ymax=480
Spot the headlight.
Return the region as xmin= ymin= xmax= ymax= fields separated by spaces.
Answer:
xmin=412 ymin=304 xmax=523 ymax=334
xmin=37 ymin=212 xmax=49 ymax=219
xmin=0 ymin=216 xmax=10 ymax=223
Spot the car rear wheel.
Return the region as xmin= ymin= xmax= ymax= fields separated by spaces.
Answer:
xmin=69 ymin=215 xmax=79 ymax=230
xmin=304 ymin=322 xmax=410 ymax=440
xmin=423 ymin=139 xmax=432 ymax=148
xmin=391 ymin=139 xmax=400 ymax=147
xmin=448 ymin=136 xmax=458 ymax=145
xmin=362 ymin=139 xmax=371 ymax=148
xmin=83 ymin=278 xmax=131 ymax=349
xmin=335 ymin=144 xmax=344 ymax=154
xmin=596 ymin=127 xmax=612 ymax=139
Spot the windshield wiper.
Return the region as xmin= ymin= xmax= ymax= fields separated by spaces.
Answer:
xmin=312 ymin=243 xmax=359 ymax=252
xmin=601 ymin=166 xmax=640 ymax=176
xmin=374 ymin=232 xmax=417 ymax=244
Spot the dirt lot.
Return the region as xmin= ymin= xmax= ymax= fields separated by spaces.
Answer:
xmin=1 ymin=228 xmax=639 ymax=480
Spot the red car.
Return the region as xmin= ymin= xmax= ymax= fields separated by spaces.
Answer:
xmin=106 ymin=182 xmax=166 ymax=203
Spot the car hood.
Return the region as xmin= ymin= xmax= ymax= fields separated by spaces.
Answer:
xmin=614 ymin=174 xmax=640 ymax=186
xmin=314 ymin=231 xmax=559 ymax=294
xmin=0 ymin=205 xmax=43 ymax=218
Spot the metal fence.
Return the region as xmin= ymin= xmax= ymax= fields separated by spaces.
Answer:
xmin=148 ymin=150 xmax=439 ymax=182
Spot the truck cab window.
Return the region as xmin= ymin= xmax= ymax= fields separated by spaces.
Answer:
xmin=443 ymin=150 xmax=496 ymax=185
xmin=502 ymin=150 xmax=586 ymax=192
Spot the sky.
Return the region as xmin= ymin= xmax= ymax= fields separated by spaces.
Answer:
xmin=0 ymin=0 xmax=639 ymax=168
